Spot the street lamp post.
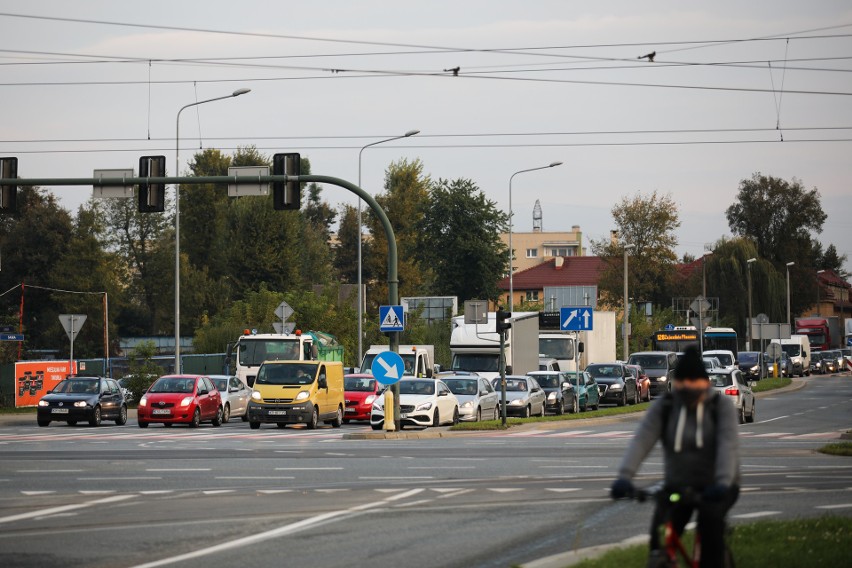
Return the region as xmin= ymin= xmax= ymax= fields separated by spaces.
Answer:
xmin=816 ymin=269 xmax=826 ymax=316
xmin=786 ymin=262 xmax=795 ymax=325
xmin=622 ymin=243 xmax=634 ymax=361
xmin=700 ymin=251 xmax=712 ymax=354
xmin=746 ymin=258 xmax=756 ymax=350
xmin=175 ymin=88 xmax=251 ymax=373
xmin=356 ymin=130 xmax=419 ymax=366
xmin=508 ymin=161 xmax=562 ymax=312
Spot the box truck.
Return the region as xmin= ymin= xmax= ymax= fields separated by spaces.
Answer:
xmin=450 ymin=312 xmax=539 ymax=380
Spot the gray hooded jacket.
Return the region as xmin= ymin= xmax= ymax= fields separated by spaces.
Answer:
xmin=617 ymin=389 xmax=741 ymax=488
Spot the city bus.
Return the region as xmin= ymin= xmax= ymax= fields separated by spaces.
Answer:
xmin=651 ymin=326 xmax=738 ymax=357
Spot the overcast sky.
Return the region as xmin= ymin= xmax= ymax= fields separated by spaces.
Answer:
xmin=2 ymin=1 xmax=850 ymax=270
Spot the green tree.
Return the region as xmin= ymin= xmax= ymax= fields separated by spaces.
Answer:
xmin=416 ymin=178 xmax=509 ymax=302
xmin=124 ymin=340 xmax=163 ymax=401
xmin=818 ymin=243 xmax=848 ymax=277
xmin=333 ymin=204 xmax=370 ymax=284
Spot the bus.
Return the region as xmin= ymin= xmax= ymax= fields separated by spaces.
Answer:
xmin=704 ymin=327 xmax=739 ymax=358
xmin=651 ymin=326 xmax=738 ymax=358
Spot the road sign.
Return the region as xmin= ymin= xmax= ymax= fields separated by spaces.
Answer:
xmin=690 ymin=295 xmax=708 ymax=316
xmin=766 ymin=342 xmax=782 ymax=360
xmin=272 ymin=322 xmax=297 ymax=335
xmin=274 ymin=300 xmax=294 ymax=321
xmin=690 ymin=316 xmax=712 ymax=329
xmin=664 ymin=324 xmax=675 ymax=331
xmin=59 ymin=314 xmax=87 ymax=341
xmin=751 ymin=322 xmax=791 ymax=340
xmin=0 ymin=333 xmax=23 ymax=341
xmin=228 ymin=165 xmax=270 ymax=197
xmin=379 ymin=305 xmax=405 ymax=332
xmin=463 ymin=300 xmax=488 ymax=324
xmin=0 ymin=325 xmax=14 ymax=333
xmin=755 ymin=313 xmax=770 ymax=325
xmin=560 ymin=307 xmax=594 ymax=331
xmin=93 ymin=168 xmax=134 ymax=198
xmin=371 ymin=351 xmax=405 ymax=385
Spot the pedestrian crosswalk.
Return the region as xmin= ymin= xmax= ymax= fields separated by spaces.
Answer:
xmin=477 ymin=429 xmax=842 ymax=441
xmin=0 ymin=427 xmax=347 ymax=444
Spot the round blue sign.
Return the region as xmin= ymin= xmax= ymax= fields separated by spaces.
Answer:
xmin=371 ymin=351 xmax=405 ymax=386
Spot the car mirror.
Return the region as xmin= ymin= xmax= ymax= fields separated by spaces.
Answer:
xmin=438 ymin=391 xmax=447 ymax=397
xmin=47 ymin=389 xmax=53 ymax=394
xmin=247 ymin=376 xmax=255 ymax=388
xmin=480 ymin=391 xmax=488 ymax=396
xmin=229 ymin=387 xmax=239 ymax=393
xmin=318 ymin=374 xmax=328 ymax=389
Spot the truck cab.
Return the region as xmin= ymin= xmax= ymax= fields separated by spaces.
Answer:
xmin=360 ymin=345 xmax=434 ymax=378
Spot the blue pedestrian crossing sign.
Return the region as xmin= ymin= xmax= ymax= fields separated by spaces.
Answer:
xmin=379 ymin=305 xmax=405 ymax=332
xmin=560 ymin=307 xmax=594 ymax=331
xmin=371 ymin=351 xmax=405 ymax=385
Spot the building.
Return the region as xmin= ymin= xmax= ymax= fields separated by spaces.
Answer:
xmin=809 ymin=269 xmax=851 ymax=320
xmin=500 ymin=225 xmax=584 ymax=274
xmin=493 ymin=256 xmax=606 ymax=309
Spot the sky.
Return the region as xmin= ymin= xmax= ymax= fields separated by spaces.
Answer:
xmin=2 ymin=0 xmax=851 ymax=270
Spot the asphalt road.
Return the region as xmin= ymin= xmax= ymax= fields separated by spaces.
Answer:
xmin=0 ymin=374 xmax=850 ymax=568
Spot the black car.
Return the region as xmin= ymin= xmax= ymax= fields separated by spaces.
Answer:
xmin=738 ymin=351 xmax=768 ymax=380
xmin=585 ymin=363 xmax=639 ymax=406
xmin=527 ymin=371 xmax=578 ymax=415
xmin=37 ymin=376 xmax=128 ymax=427
xmin=810 ymin=352 xmax=827 ymax=375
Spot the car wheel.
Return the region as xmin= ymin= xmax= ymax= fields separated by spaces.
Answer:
xmin=138 ymin=421 xmax=148 ymax=429
xmin=746 ymin=401 xmax=756 ymax=423
xmin=581 ymin=398 xmax=588 ymax=412
xmin=189 ymin=408 xmax=201 ymax=428
xmin=164 ymin=423 xmax=173 ymax=428
xmin=89 ymin=405 xmax=102 ymax=427
xmin=331 ymin=406 xmax=343 ymax=428
xmin=555 ymin=399 xmax=564 ymax=415
xmin=241 ymin=412 xmax=249 ymax=422
xmin=432 ymin=409 xmax=440 ymax=428
xmin=572 ymin=396 xmax=579 ymax=414
xmin=67 ymin=420 xmax=77 ymax=426
xmin=115 ymin=405 xmax=127 ymax=426
xmin=249 ymin=421 xmax=261 ymax=430
xmin=593 ymin=398 xmax=600 ymax=411
xmin=522 ymin=405 xmax=530 ymax=419
xmin=738 ymin=404 xmax=746 ymax=425
xmin=306 ymin=407 xmax=319 ymax=430
xmin=343 ymin=418 xmax=351 ymax=424
xmin=618 ymin=391 xmax=626 ymax=407
xmin=371 ymin=422 xmax=383 ymax=431
xmin=38 ymin=419 xmax=50 ymax=427
xmin=452 ymin=407 xmax=459 ymax=425
xmin=476 ymin=408 xmax=482 ymax=422
xmin=645 ymin=388 xmax=652 ymax=402
xmin=635 ymin=387 xmax=640 ymax=405
xmin=222 ymin=403 xmax=231 ymax=424
xmin=211 ymin=406 xmax=222 ymax=427
xmin=493 ymin=406 xmax=500 ymax=421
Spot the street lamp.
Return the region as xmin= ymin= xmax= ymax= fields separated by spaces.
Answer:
xmin=357 ymin=129 xmax=419 ymax=365
xmin=622 ymin=243 xmax=635 ymax=361
xmin=786 ymin=262 xmax=795 ymax=326
xmin=746 ymin=258 xmax=756 ymax=350
xmin=816 ymin=269 xmax=826 ymax=316
xmin=175 ymin=88 xmax=251 ymax=372
xmin=700 ymin=251 xmax=712 ymax=353
xmin=508 ymin=161 xmax=563 ymax=311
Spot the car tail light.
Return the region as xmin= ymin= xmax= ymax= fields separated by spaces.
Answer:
xmin=724 ymin=387 xmax=739 ymax=396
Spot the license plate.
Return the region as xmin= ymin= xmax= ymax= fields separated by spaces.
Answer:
xmin=345 ymin=408 xmax=356 ymax=413
xmin=152 ymin=409 xmax=171 ymax=415
xmin=51 ymin=408 xmax=69 ymax=414
xmin=400 ymin=413 xmax=409 ymax=419
xmin=268 ymin=410 xmax=287 ymax=416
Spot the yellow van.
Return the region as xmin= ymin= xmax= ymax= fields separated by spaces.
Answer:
xmin=247 ymin=361 xmax=344 ymax=430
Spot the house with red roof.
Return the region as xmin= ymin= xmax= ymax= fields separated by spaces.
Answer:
xmin=492 ymin=256 xmax=606 ymax=309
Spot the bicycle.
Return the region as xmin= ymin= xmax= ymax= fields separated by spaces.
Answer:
xmin=632 ymin=485 xmax=735 ymax=568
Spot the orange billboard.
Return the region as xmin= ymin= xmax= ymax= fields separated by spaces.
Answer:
xmin=15 ymin=361 xmax=78 ymax=407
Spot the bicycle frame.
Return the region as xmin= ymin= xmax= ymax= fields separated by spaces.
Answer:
xmin=662 ymin=516 xmax=700 ymax=567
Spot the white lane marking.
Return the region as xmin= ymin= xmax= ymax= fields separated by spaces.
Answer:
xmin=740 ymin=487 xmax=761 ymax=492
xmin=407 ymin=466 xmax=475 ymax=470
xmin=20 ymin=491 xmax=56 ymax=496
xmin=393 ymin=499 xmax=433 ymax=508
xmin=546 ymin=488 xmax=582 ymax=493
xmin=359 ymin=476 xmax=433 ymax=480
xmin=78 ymin=477 xmax=161 ymax=481
xmin=539 ymin=465 xmax=607 ymax=469
xmin=807 ymin=465 xmax=852 ymax=469
xmin=0 ymin=494 xmax=137 ymax=525
xmin=146 ymin=468 xmax=211 ymax=472
xmin=79 ymin=490 xmax=115 ymax=495
xmin=437 ymin=489 xmax=475 ymax=499
xmin=430 ymin=488 xmax=464 ymax=493
xmin=215 ymin=476 xmax=294 ymax=480
xmin=753 ymin=415 xmax=790 ymax=424
xmin=202 ymin=490 xmax=235 ymax=495
xmin=17 ymin=469 xmax=83 ymax=473
xmin=816 ymin=503 xmax=852 ymax=510
xmin=274 ymin=467 xmax=343 ymax=471
xmin=131 ymin=488 xmax=424 ymax=568
xmin=257 ymin=490 xmax=291 ymax=494
xmin=732 ymin=511 xmax=781 ymax=519
xmin=374 ymin=488 xmax=408 ymax=493
xmin=488 ymin=488 xmax=524 ymax=493
xmin=315 ymin=489 xmax=349 ymax=493
xmin=139 ymin=490 xmax=173 ymax=495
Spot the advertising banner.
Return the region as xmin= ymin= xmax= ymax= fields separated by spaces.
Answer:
xmin=15 ymin=361 xmax=77 ymax=407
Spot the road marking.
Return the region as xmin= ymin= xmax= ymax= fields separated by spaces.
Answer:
xmin=146 ymin=468 xmax=211 ymax=472
xmin=78 ymin=477 xmax=161 ymax=481
xmin=407 ymin=466 xmax=475 ymax=470
xmin=215 ymin=476 xmax=294 ymax=480
xmin=430 ymin=488 xmax=464 ymax=493
xmin=139 ymin=490 xmax=173 ymax=495
xmin=79 ymin=490 xmax=116 ymax=495
xmin=732 ymin=511 xmax=781 ymax=519
xmin=816 ymin=503 xmax=852 ymax=510
xmin=274 ymin=467 xmax=343 ymax=471
xmin=374 ymin=488 xmax=408 ymax=493
xmin=488 ymin=488 xmax=524 ymax=493
xmin=202 ymin=490 xmax=235 ymax=495
xmin=0 ymin=494 xmax=137 ymax=525
xmin=359 ymin=476 xmax=433 ymax=480
xmin=546 ymin=488 xmax=582 ymax=493
xmin=257 ymin=490 xmax=291 ymax=494
xmin=753 ymin=415 xmax=790 ymax=424
xmin=17 ymin=469 xmax=83 ymax=473
xmin=315 ymin=489 xmax=349 ymax=493
xmin=20 ymin=491 xmax=56 ymax=496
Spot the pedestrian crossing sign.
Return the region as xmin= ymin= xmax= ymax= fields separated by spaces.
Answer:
xmin=379 ymin=305 xmax=405 ymax=332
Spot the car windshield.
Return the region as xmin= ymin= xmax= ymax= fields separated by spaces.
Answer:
xmin=586 ymin=365 xmax=621 ymax=378
xmin=628 ymin=355 xmax=666 ymax=369
xmin=709 ymin=374 xmax=734 ymax=387
xmin=709 ymin=353 xmax=734 ymax=366
xmin=361 ymin=354 xmax=416 ymax=375
xmin=531 ymin=375 xmax=560 ymax=388
xmin=238 ymin=338 xmax=301 ymax=367
xmin=149 ymin=377 xmax=195 ymax=393
xmin=344 ymin=377 xmax=376 ymax=392
xmin=539 ymin=337 xmax=574 ymax=359
xmin=212 ymin=378 xmax=229 ymax=391
xmin=739 ymin=352 xmax=759 ymax=364
xmin=780 ymin=344 xmax=801 ymax=357
xmin=452 ymin=354 xmax=499 ymax=372
xmin=52 ymin=379 xmax=99 ymax=394
xmin=443 ymin=379 xmax=479 ymax=396
xmin=399 ymin=380 xmax=435 ymax=395
xmin=493 ymin=379 xmax=527 ymax=392
xmin=256 ymin=363 xmax=318 ymax=386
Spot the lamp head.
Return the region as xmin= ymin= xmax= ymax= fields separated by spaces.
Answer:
xmin=624 ymin=244 xmax=635 ymax=251
xmin=786 ymin=261 xmax=795 ymax=267
xmin=549 ymin=161 xmax=563 ymax=167
xmin=404 ymin=129 xmax=420 ymax=137
xmin=232 ymin=88 xmax=252 ymax=97
xmin=747 ymin=258 xmax=756 ymax=264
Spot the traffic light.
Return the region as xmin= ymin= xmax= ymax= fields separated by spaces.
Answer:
xmin=496 ymin=308 xmax=512 ymax=333
xmin=138 ymin=155 xmax=166 ymax=213
xmin=0 ymin=157 xmax=18 ymax=214
xmin=272 ymin=153 xmax=300 ymax=210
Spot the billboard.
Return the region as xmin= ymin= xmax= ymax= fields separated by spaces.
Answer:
xmin=15 ymin=361 xmax=77 ymax=407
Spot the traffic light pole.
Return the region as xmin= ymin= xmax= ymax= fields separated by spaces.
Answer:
xmin=499 ymin=329 xmax=507 ymax=427
xmin=1 ymin=173 xmax=402 ymax=428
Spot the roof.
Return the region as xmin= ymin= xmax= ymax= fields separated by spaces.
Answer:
xmin=498 ymin=257 xmax=606 ymax=290
xmin=818 ymin=269 xmax=851 ymax=290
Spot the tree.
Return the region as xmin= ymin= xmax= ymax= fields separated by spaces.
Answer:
xmin=726 ymin=173 xmax=827 ymax=263
xmin=818 ymin=244 xmax=848 ymax=277
xmin=591 ymin=191 xmax=680 ymax=308
xmin=333 ymin=204 xmax=370 ymax=284
xmin=124 ymin=340 xmax=163 ymax=401
xmin=416 ymin=178 xmax=508 ymax=302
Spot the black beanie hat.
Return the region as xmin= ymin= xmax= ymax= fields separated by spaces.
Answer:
xmin=674 ymin=345 xmax=709 ymax=380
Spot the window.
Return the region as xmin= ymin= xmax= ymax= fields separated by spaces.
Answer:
xmin=525 ymin=290 xmax=540 ymax=301
xmin=526 ymin=248 xmax=538 ymax=258
xmin=546 ymin=247 xmax=572 ymax=257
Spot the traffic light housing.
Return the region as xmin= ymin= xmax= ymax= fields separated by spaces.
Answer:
xmin=138 ymin=155 xmax=166 ymax=213
xmin=0 ymin=157 xmax=18 ymax=214
xmin=272 ymin=153 xmax=300 ymax=210
xmin=496 ymin=308 xmax=512 ymax=333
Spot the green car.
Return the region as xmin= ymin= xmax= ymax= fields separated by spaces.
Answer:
xmin=562 ymin=371 xmax=600 ymax=411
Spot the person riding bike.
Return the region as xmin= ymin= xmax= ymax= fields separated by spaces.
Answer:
xmin=611 ymin=345 xmax=741 ymax=568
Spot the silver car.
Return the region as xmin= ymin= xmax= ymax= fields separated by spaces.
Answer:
xmin=490 ymin=376 xmax=547 ymax=418
xmin=443 ymin=376 xmax=500 ymax=422
xmin=709 ymin=369 xmax=755 ymax=424
xmin=210 ymin=375 xmax=250 ymax=423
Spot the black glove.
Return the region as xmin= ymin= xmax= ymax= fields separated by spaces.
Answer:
xmin=610 ymin=478 xmax=634 ymax=500
xmin=703 ymin=484 xmax=729 ymax=502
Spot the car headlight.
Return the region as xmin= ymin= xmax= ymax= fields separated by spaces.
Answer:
xmin=373 ymin=400 xmax=384 ymax=410
xmin=750 ymin=366 xmax=759 ymax=373
xmin=657 ymin=377 xmax=667 ymax=382
xmin=547 ymin=392 xmax=557 ymax=400
xmin=74 ymin=401 xmax=88 ymax=407
xmin=38 ymin=400 xmax=48 ymax=407
xmin=180 ymin=396 xmax=194 ymax=407
xmin=460 ymin=401 xmax=473 ymax=408
xmin=609 ymin=384 xmax=623 ymax=391
xmin=295 ymin=391 xmax=310 ymax=401
xmin=251 ymin=391 xmax=261 ymax=401
xmin=364 ymin=395 xmax=376 ymax=405
xmin=139 ymin=397 xmax=147 ymax=407
xmin=509 ymin=399 xmax=523 ymax=406
xmin=415 ymin=402 xmax=432 ymax=411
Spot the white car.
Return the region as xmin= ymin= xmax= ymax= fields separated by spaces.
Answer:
xmin=210 ymin=375 xmax=250 ymax=423
xmin=703 ymin=350 xmax=737 ymax=372
xmin=703 ymin=357 xmax=723 ymax=371
xmin=442 ymin=375 xmax=500 ymax=422
xmin=370 ymin=378 xmax=459 ymax=430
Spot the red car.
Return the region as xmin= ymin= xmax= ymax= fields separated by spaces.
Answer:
xmin=343 ymin=374 xmax=381 ymax=423
xmin=626 ymin=364 xmax=652 ymax=402
xmin=138 ymin=375 xmax=223 ymax=428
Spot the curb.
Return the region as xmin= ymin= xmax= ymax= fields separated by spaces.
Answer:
xmin=343 ymin=430 xmax=456 ymax=440
xmin=0 ymin=408 xmax=139 ymax=427
xmin=754 ymin=377 xmax=807 ymax=399
xmin=522 ymin=537 xmax=647 ymax=568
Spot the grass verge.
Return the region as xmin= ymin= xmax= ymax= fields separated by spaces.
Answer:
xmin=0 ymin=406 xmax=37 ymax=414
xmin=751 ymin=376 xmax=792 ymax=392
xmin=818 ymin=441 xmax=852 ymax=457
xmin=570 ymin=516 xmax=852 ymax=568
xmin=449 ymin=403 xmax=649 ymax=431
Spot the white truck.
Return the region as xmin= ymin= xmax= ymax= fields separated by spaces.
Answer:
xmin=449 ymin=311 xmax=539 ymax=380
xmin=228 ymin=330 xmax=344 ymax=387
xmin=360 ymin=345 xmax=435 ymax=378
xmin=538 ymin=311 xmax=617 ymax=373
xmin=769 ymin=335 xmax=811 ymax=377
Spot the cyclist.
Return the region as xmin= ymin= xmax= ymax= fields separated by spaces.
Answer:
xmin=611 ymin=345 xmax=741 ymax=568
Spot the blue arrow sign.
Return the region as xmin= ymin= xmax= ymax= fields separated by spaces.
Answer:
xmin=0 ymin=333 xmax=24 ymax=341
xmin=379 ymin=305 xmax=405 ymax=332
xmin=371 ymin=351 xmax=405 ymax=385
xmin=560 ymin=307 xmax=594 ymax=331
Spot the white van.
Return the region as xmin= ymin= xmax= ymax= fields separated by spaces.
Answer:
xmin=771 ymin=336 xmax=811 ymax=377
